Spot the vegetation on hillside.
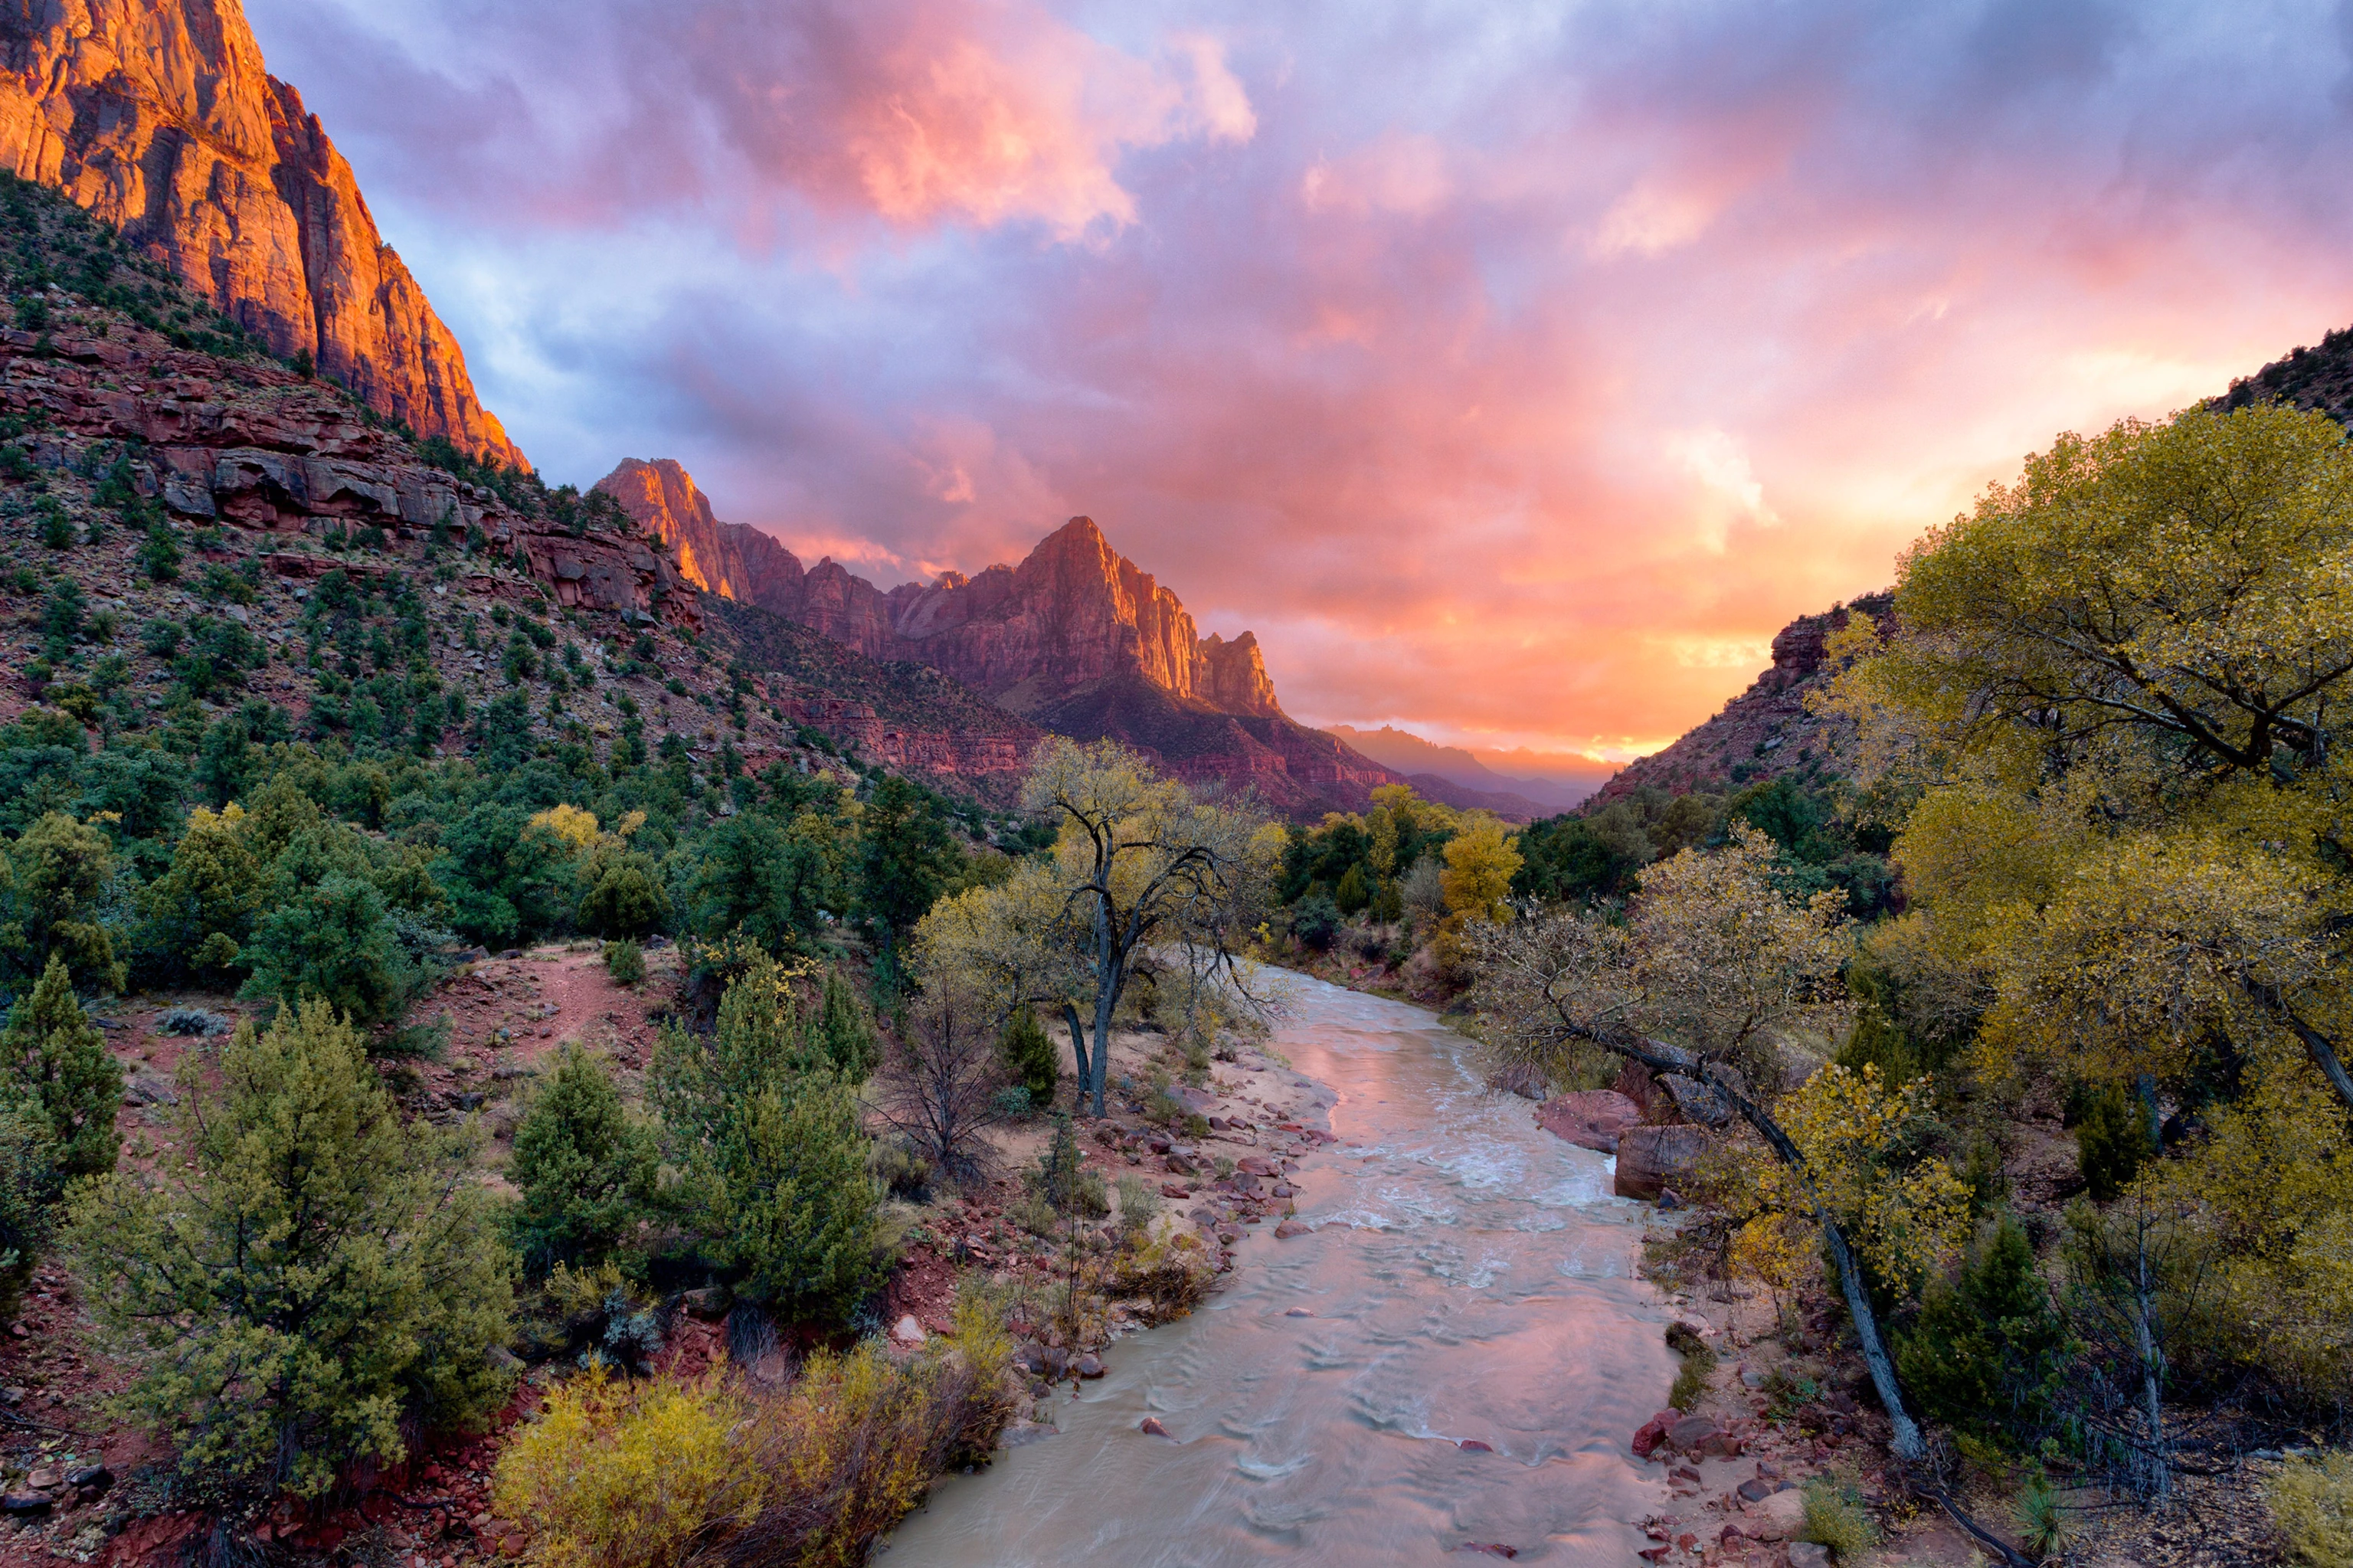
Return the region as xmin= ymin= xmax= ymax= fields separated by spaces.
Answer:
xmin=1468 ymin=402 xmax=2353 ymax=1550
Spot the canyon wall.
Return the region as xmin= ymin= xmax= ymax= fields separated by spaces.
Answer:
xmin=0 ymin=0 xmax=525 ymax=468
xmin=595 ymin=460 xmax=1284 ymax=718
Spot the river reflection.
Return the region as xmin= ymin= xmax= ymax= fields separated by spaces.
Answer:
xmin=882 ymin=974 xmax=1676 ymax=1566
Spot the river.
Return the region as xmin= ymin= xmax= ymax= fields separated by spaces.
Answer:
xmin=881 ymin=973 xmax=1677 ymax=1566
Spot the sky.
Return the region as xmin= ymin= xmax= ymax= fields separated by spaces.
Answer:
xmin=244 ymin=0 xmax=2353 ymax=763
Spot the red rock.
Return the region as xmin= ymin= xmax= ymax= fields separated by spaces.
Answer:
xmin=1631 ymin=1414 xmax=1674 ymax=1459
xmin=0 ymin=0 xmax=523 ymax=466
xmin=1534 ymin=1090 xmax=1644 ymax=1154
xmin=1138 ymin=1417 xmax=1170 ymax=1437
xmin=1615 ymin=1125 xmax=1715 ymax=1201
xmin=1274 ymin=1220 xmax=1311 ymax=1239
xmin=1667 ymin=1416 xmax=1721 ymax=1453
xmin=1458 ymin=1439 xmax=1494 ymax=1452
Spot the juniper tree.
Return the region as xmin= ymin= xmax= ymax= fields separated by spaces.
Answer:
xmin=1 ymin=954 xmax=120 ymax=1176
xmin=66 ymin=1000 xmax=512 ymax=1498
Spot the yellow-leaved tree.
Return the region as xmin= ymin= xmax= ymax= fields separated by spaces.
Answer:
xmin=915 ymin=739 xmax=1281 ymax=1117
xmin=1470 ymin=824 xmax=1960 ymax=1461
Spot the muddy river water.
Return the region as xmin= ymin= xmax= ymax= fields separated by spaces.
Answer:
xmin=882 ymin=974 xmax=1678 ymax=1566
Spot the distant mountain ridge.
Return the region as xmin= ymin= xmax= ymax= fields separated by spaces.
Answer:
xmin=1320 ymin=724 xmax=1604 ymax=814
xmin=597 ymin=457 xmax=1543 ymax=818
xmin=0 ymin=0 xmax=525 ymax=467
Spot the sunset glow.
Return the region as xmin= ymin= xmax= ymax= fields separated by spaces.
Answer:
xmin=246 ymin=0 xmax=2353 ymax=761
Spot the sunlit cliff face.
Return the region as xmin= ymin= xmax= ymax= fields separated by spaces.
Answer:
xmin=248 ymin=0 xmax=2353 ymax=761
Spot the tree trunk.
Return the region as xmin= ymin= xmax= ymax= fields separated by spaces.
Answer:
xmin=1089 ymin=975 xmax=1118 ymax=1119
xmin=1821 ymin=1215 xmax=1927 ymax=1462
xmin=2128 ymin=1220 xmax=2170 ymax=1502
xmin=1564 ymin=1021 xmax=1929 ymax=1462
xmin=1061 ymin=1003 xmax=1091 ymax=1107
xmin=2244 ymin=982 xmax=2353 ymax=1116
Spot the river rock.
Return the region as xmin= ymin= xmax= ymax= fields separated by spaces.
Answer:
xmin=1743 ymin=1488 xmax=1806 ymax=1540
xmin=1275 ymin=1219 xmax=1311 ymax=1239
xmin=1535 ymin=1091 xmax=1643 ymax=1153
xmin=1611 ymin=1059 xmax=1679 ymax=1121
xmin=1139 ymin=1416 xmax=1171 ymax=1437
xmin=1073 ymin=1354 xmax=1105 ymax=1379
xmin=1615 ymin=1125 xmax=1713 ymax=1200
xmin=1631 ymin=1409 xmax=1680 ymax=1458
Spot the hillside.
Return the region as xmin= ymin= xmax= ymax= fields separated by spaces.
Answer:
xmin=2212 ymin=323 xmax=2353 ymax=422
xmin=1588 ymin=591 xmax=1891 ymax=806
xmin=1320 ymin=723 xmax=1595 ymax=815
xmin=0 ymin=174 xmax=1016 ymax=805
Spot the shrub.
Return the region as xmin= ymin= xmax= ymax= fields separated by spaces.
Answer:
xmin=2017 ymin=1472 xmax=2078 ymax=1560
xmin=2074 ymin=1082 xmax=2153 ymax=1202
xmin=238 ymin=872 xmax=420 ymax=1026
xmin=509 ymin=1047 xmax=659 ymax=1275
xmin=1000 ymin=1008 xmax=1057 ymax=1109
xmin=0 ymin=1106 xmax=56 ymax=1308
xmin=2271 ymin=1451 xmax=2353 ymax=1568
xmin=1667 ymin=1335 xmax=1718 ymax=1414
xmin=1114 ymin=1172 xmax=1161 ymax=1241
xmin=678 ymin=1066 xmax=886 ymax=1325
xmin=1894 ymin=1216 xmax=2073 ymax=1447
xmin=602 ymin=938 xmax=646 ymax=987
xmin=578 ymin=862 xmax=667 ymax=938
xmin=1799 ymin=1476 xmax=1879 ymax=1560
xmin=66 ymin=1000 xmax=514 ymax=1498
xmin=1027 ymin=1113 xmax=1108 ymax=1221
xmin=496 ymin=1298 xmax=1019 ymax=1568
xmin=493 ymin=1368 xmax=758 ymax=1568
xmin=1 ymin=954 xmax=122 ymax=1176
xmin=138 ymin=519 xmax=180 ymax=580
xmin=816 ymin=968 xmax=875 ymax=1080
xmin=1291 ymin=892 xmax=1341 ymax=951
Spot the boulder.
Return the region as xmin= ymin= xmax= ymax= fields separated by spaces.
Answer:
xmin=889 ymin=1314 xmax=926 ymax=1347
xmin=1274 ymin=1219 xmax=1311 ymax=1239
xmin=679 ymin=1286 xmax=728 ymax=1321
xmin=1073 ymin=1354 xmax=1105 ymax=1379
xmin=1666 ymin=1416 xmax=1721 ymax=1453
xmin=1615 ymin=1124 xmax=1714 ymax=1200
xmin=1610 ymin=1059 xmax=1679 ymax=1122
xmin=1 ymin=1493 xmax=49 ymax=1515
xmin=1743 ymin=1488 xmax=1806 ymax=1541
xmin=1535 ymin=1091 xmax=1643 ymax=1154
xmin=1630 ymin=1408 xmax=1680 ymax=1458
xmin=1787 ymin=1543 xmax=1831 ymax=1568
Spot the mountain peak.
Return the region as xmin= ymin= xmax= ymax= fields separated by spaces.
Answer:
xmin=0 ymin=0 xmax=524 ymax=467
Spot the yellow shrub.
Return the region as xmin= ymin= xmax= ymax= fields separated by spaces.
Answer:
xmin=493 ymin=1369 xmax=761 ymax=1568
xmin=2272 ymin=1451 xmax=2353 ymax=1568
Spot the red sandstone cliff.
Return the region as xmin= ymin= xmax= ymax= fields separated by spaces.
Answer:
xmin=595 ymin=460 xmax=1284 ymax=719
xmin=0 ymin=0 xmax=525 ymax=469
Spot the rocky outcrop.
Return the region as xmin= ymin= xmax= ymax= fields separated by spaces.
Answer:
xmin=0 ymin=0 xmax=524 ymax=467
xmin=0 ymin=322 xmax=688 ymax=625
xmin=1613 ymin=1124 xmax=1713 ymax=1201
xmin=1591 ymin=592 xmax=1892 ymax=806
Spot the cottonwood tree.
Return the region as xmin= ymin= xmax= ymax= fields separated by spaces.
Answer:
xmin=915 ymin=739 xmax=1279 ymax=1118
xmin=1825 ymin=404 xmax=2353 ymax=1118
xmin=1470 ymin=825 xmax=1945 ymax=1461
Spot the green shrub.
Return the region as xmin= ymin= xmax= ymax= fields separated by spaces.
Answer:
xmin=137 ymin=519 xmax=180 ymax=580
xmin=1291 ymin=892 xmax=1340 ymax=951
xmin=1799 ymin=1476 xmax=1878 ymax=1560
xmin=509 ymin=1047 xmax=659 ymax=1275
xmin=2074 ymin=1082 xmax=2153 ymax=1202
xmin=2272 ymin=1451 xmax=2353 ymax=1568
xmin=816 ymin=968 xmax=874 ymax=1080
xmin=1665 ymin=1327 xmax=1722 ymax=1413
xmin=999 ymin=1008 xmax=1057 ymax=1109
xmin=1894 ymin=1216 xmax=2073 ymax=1446
xmin=578 ymin=862 xmax=666 ymax=938
xmin=2017 ymin=1471 xmax=2078 ymax=1560
xmin=602 ymin=938 xmax=645 ymax=987
xmin=66 ymin=1000 xmax=514 ymax=1498
xmin=238 ymin=872 xmax=420 ymax=1026
xmin=0 ymin=1105 xmax=57 ymax=1308
xmin=1 ymin=954 xmax=122 ymax=1176
xmin=1114 ymin=1172 xmax=1162 ymax=1241
xmin=1026 ymin=1114 xmax=1108 ymax=1221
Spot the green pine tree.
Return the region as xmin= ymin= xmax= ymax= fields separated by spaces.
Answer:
xmin=2 ymin=954 xmax=122 ymax=1177
xmin=692 ymin=1069 xmax=884 ymax=1324
xmin=509 ymin=1047 xmax=659 ymax=1275
xmin=65 ymin=1000 xmax=513 ymax=1498
xmin=999 ymin=1008 xmax=1058 ymax=1109
xmin=817 ymin=968 xmax=875 ymax=1081
xmin=1894 ymin=1216 xmax=2074 ymax=1447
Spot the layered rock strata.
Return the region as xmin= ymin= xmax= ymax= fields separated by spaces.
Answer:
xmin=0 ymin=0 xmax=525 ymax=467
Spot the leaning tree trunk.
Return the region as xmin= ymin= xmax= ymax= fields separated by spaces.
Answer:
xmin=1575 ymin=1024 xmax=1928 ymax=1462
